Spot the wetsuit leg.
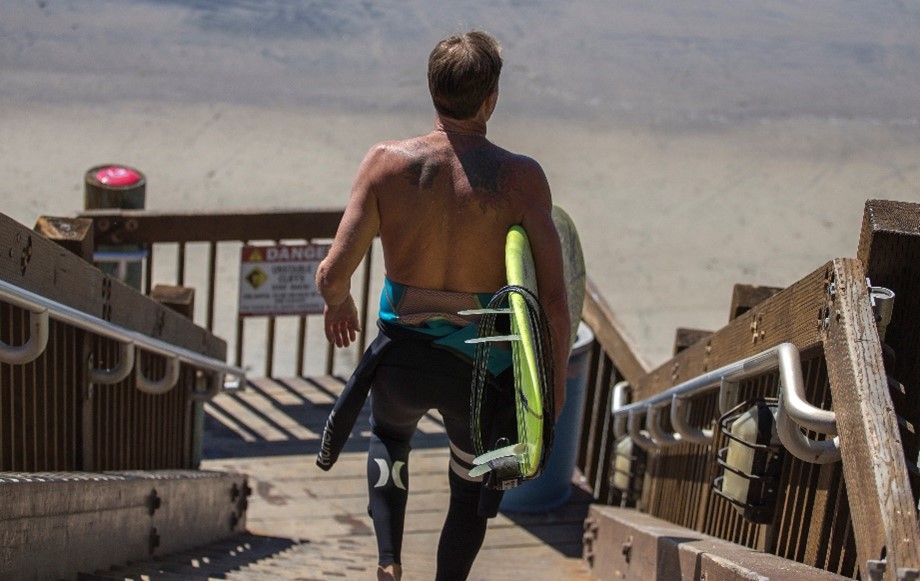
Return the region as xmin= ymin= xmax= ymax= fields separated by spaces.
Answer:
xmin=368 ymin=340 xmax=514 ymax=576
xmin=367 ymin=429 xmax=413 ymax=566
xmin=434 ymin=367 xmax=514 ymax=580
xmin=367 ymin=364 xmax=427 ymax=567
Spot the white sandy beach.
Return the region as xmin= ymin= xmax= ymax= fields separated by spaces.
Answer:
xmin=2 ymin=0 xmax=920 ymax=367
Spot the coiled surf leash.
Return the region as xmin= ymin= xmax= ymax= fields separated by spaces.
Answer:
xmin=465 ymin=284 xmax=556 ymax=490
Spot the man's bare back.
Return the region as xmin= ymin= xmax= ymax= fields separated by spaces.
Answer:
xmin=373 ymin=129 xmax=549 ymax=294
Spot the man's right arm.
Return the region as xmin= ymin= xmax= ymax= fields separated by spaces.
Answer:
xmin=316 ymin=144 xmax=387 ymax=347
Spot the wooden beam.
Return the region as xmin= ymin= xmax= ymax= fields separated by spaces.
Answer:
xmin=857 ymin=199 xmax=920 ymax=503
xmin=152 ymin=285 xmax=196 ymax=320
xmin=823 ymin=258 xmax=920 ymax=576
xmin=673 ymin=328 xmax=713 ymax=356
xmin=79 ymin=208 xmax=345 ymax=245
xmin=582 ymin=277 xmax=652 ymax=386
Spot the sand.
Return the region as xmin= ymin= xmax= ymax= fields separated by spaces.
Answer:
xmin=3 ymin=0 xmax=920 ymax=367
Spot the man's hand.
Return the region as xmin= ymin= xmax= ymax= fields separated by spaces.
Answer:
xmin=324 ymin=295 xmax=361 ymax=348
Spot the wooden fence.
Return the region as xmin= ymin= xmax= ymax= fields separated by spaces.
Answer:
xmin=77 ymin=208 xmax=371 ymax=379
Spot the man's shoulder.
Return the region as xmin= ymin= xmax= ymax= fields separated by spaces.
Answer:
xmin=365 ymin=135 xmax=437 ymax=161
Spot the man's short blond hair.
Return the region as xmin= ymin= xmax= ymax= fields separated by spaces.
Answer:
xmin=428 ymin=30 xmax=503 ymax=120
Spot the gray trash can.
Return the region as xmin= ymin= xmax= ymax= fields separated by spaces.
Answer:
xmin=500 ymin=321 xmax=595 ymax=512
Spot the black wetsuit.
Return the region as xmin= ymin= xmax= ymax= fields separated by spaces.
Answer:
xmin=318 ymin=316 xmax=515 ymax=580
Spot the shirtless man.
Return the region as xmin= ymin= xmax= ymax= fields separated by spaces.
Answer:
xmin=316 ymin=30 xmax=569 ymax=581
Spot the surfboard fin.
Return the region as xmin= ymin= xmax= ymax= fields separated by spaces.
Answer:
xmin=457 ymin=308 xmax=514 ymax=316
xmin=472 ymin=442 xmax=527 ymax=466
xmin=464 ymin=334 xmax=520 ymax=344
xmin=469 ymin=442 xmax=527 ymax=490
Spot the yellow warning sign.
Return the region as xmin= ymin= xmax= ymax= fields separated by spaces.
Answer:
xmin=246 ymin=268 xmax=268 ymax=289
xmin=238 ymin=243 xmax=330 ymax=317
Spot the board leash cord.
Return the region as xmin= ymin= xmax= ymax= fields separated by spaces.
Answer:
xmin=466 ymin=284 xmax=556 ymax=490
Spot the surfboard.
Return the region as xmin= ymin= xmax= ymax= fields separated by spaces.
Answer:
xmin=468 ymin=206 xmax=586 ymax=483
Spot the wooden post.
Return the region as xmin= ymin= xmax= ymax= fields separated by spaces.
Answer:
xmin=822 ymin=258 xmax=920 ymax=577
xmin=729 ymin=283 xmax=782 ymax=321
xmin=857 ymin=200 xmax=920 ymax=503
xmin=33 ymin=216 xmax=94 ymax=263
xmin=151 ymin=284 xmax=203 ymax=468
xmin=672 ymin=328 xmax=712 ymax=355
xmin=151 ymin=285 xmax=195 ymax=319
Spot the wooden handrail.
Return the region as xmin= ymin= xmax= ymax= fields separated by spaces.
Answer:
xmin=581 ymin=276 xmax=652 ymax=386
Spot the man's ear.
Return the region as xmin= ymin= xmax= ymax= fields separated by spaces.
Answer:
xmin=484 ymin=90 xmax=499 ymax=120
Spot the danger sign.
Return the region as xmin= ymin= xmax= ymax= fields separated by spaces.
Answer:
xmin=238 ymin=244 xmax=330 ymax=317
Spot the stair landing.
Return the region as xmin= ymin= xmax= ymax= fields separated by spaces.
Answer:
xmin=196 ymin=375 xmax=595 ymax=580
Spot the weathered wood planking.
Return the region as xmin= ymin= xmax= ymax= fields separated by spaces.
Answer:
xmin=2 ymin=212 xmax=233 ymax=471
xmin=823 ymin=258 xmax=920 ymax=577
xmin=857 ymin=199 xmax=920 ymax=502
xmin=609 ymin=257 xmax=916 ymax=577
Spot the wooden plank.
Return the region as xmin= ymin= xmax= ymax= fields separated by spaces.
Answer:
xmin=822 ymin=258 xmax=920 ymax=577
xmin=0 ymin=212 xmax=225 ymax=358
xmin=582 ymin=276 xmax=652 ymax=386
xmin=632 ymin=261 xmax=829 ymax=402
xmin=857 ymin=198 xmax=920 ymax=502
xmin=79 ymin=208 xmax=345 ymax=245
xmin=201 ymin=374 xmax=593 ymax=580
xmin=673 ymin=328 xmax=712 ymax=355
xmin=586 ymin=505 xmax=848 ymax=581
xmin=728 ymin=283 xmax=783 ymax=321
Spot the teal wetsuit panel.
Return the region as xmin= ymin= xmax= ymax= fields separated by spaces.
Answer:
xmin=380 ymin=278 xmax=512 ymax=376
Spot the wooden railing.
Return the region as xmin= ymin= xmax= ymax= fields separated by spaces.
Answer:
xmin=575 ymin=199 xmax=920 ymax=579
xmin=77 ymin=208 xmax=374 ymax=379
xmin=51 ymin=199 xmax=920 ymax=578
xmin=0 ymin=212 xmax=228 ymax=471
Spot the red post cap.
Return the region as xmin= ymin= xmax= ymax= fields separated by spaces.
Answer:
xmin=94 ymin=166 xmax=142 ymax=187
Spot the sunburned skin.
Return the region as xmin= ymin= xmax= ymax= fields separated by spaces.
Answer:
xmin=374 ymin=130 xmax=532 ymax=294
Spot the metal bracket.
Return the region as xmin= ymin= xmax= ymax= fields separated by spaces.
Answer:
xmin=867 ymin=278 xmax=895 ymax=341
xmin=90 ymin=340 xmax=135 ymax=384
xmin=866 ymin=559 xmax=920 ymax=581
xmin=0 ymin=307 xmax=49 ymax=365
xmin=135 ymin=350 xmax=181 ymax=395
xmin=146 ymin=488 xmax=162 ymax=516
xmin=190 ymin=370 xmax=224 ymax=402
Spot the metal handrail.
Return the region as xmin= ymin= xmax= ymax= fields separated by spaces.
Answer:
xmin=0 ymin=279 xmax=245 ymax=394
xmin=611 ymin=342 xmax=840 ymax=464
